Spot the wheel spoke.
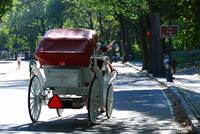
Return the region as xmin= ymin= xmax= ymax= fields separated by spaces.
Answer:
xmin=30 ymin=99 xmax=35 ymax=106
xmin=31 ymin=103 xmax=36 ymax=118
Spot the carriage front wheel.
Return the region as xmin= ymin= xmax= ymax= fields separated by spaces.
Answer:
xmin=88 ymin=78 xmax=99 ymax=125
xmin=28 ymin=75 xmax=43 ymax=123
xmin=106 ymin=84 xmax=114 ymax=119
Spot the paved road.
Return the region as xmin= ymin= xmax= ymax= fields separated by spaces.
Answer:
xmin=0 ymin=61 xmax=179 ymax=133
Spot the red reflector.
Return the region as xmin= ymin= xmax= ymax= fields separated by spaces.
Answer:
xmin=48 ymin=95 xmax=63 ymax=108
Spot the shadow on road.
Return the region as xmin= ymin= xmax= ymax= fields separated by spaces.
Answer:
xmin=114 ymin=89 xmax=172 ymax=120
xmin=2 ymin=113 xmax=129 ymax=133
xmin=6 ymin=114 xmax=91 ymax=133
xmin=0 ymin=88 xmax=176 ymax=133
xmin=0 ymin=61 xmax=12 ymax=64
xmin=0 ymin=79 xmax=29 ymax=90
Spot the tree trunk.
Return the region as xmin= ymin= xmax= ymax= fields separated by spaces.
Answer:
xmin=98 ymin=12 xmax=104 ymax=40
xmin=114 ymin=11 xmax=127 ymax=58
xmin=121 ymin=25 xmax=127 ymax=62
xmin=141 ymin=35 xmax=149 ymax=70
xmin=138 ymin=16 xmax=149 ymax=70
xmin=117 ymin=14 xmax=127 ymax=62
xmin=149 ymin=12 xmax=164 ymax=76
xmin=125 ymin=21 xmax=132 ymax=55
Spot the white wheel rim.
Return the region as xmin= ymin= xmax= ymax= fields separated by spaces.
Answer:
xmin=29 ymin=76 xmax=42 ymax=122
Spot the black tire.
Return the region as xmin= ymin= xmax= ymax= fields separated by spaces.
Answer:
xmin=106 ymin=84 xmax=114 ymax=119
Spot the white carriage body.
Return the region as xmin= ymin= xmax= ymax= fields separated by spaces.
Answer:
xmin=43 ymin=66 xmax=94 ymax=96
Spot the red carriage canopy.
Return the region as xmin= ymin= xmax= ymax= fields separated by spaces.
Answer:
xmin=35 ymin=28 xmax=98 ymax=66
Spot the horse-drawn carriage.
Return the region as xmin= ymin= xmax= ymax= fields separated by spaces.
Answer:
xmin=28 ymin=28 xmax=117 ymax=124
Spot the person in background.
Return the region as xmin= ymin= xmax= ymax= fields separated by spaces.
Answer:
xmin=17 ymin=54 xmax=22 ymax=69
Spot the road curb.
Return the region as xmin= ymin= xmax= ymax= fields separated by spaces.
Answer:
xmin=166 ymin=87 xmax=200 ymax=133
xmin=173 ymin=87 xmax=200 ymax=133
xmin=125 ymin=62 xmax=200 ymax=133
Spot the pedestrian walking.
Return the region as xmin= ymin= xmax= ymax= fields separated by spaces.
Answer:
xmin=17 ymin=54 xmax=21 ymax=69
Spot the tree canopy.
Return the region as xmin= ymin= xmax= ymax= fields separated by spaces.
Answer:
xmin=0 ymin=0 xmax=200 ymax=76
xmin=0 ymin=0 xmax=14 ymax=22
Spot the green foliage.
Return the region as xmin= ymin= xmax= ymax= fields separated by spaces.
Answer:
xmin=132 ymin=42 xmax=142 ymax=59
xmin=0 ymin=0 xmax=14 ymax=22
xmin=0 ymin=26 xmax=10 ymax=50
xmin=46 ymin=0 xmax=66 ymax=27
xmin=0 ymin=0 xmax=200 ymax=59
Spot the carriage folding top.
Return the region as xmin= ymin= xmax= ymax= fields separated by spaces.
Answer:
xmin=35 ymin=28 xmax=98 ymax=66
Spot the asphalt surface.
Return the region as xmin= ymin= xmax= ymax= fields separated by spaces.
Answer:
xmin=0 ymin=61 xmax=179 ymax=133
xmin=128 ymin=61 xmax=200 ymax=132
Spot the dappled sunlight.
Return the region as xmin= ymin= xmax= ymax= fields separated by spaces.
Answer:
xmin=1 ymin=107 xmax=177 ymax=134
xmin=113 ymin=89 xmax=172 ymax=119
xmin=0 ymin=61 xmax=179 ymax=133
xmin=174 ymin=74 xmax=200 ymax=94
xmin=113 ymin=69 xmax=164 ymax=90
xmin=111 ymin=110 xmax=177 ymax=133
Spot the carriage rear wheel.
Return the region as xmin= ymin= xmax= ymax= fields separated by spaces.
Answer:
xmin=28 ymin=75 xmax=43 ymax=123
xmin=106 ymin=84 xmax=114 ymax=119
xmin=88 ymin=78 xmax=99 ymax=125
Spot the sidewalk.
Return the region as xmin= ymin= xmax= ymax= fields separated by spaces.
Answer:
xmin=127 ymin=61 xmax=200 ymax=133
